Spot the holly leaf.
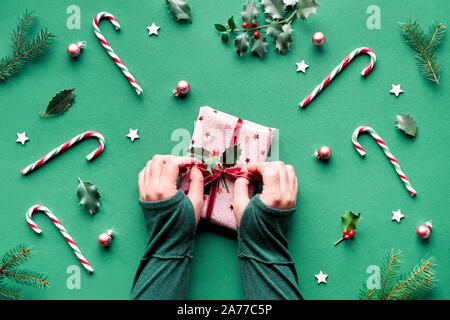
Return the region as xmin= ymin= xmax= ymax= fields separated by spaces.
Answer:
xmin=341 ymin=211 xmax=361 ymax=232
xmin=166 ymin=0 xmax=192 ymax=23
xmin=251 ymin=36 xmax=268 ymax=58
xmin=395 ymin=114 xmax=417 ymax=139
xmin=228 ymin=16 xmax=237 ymax=30
xmin=204 ymin=156 xmax=218 ymax=173
xmin=261 ymin=0 xmax=286 ymax=20
xmin=296 ymin=0 xmax=320 ymax=20
xmin=221 ymin=32 xmax=230 ymax=43
xmin=275 ymin=24 xmax=293 ymax=54
xmin=77 ymin=177 xmax=101 ymax=215
xmin=266 ymin=21 xmax=283 ymax=37
xmin=283 ymin=0 xmax=298 ymax=6
xmin=220 ymin=144 xmax=242 ymax=167
xmin=241 ymin=1 xmax=258 ymax=24
xmin=234 ymin=33 xmax=250 ymax=56
xmin=40 ymin=89 xmax=75 ymax=117
xmin=187 ymin=146 xmax=210 ymax=162
xmin=214 ymin=24 xmax=227 ymax=32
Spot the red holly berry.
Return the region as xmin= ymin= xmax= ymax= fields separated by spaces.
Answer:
xmin=242 ymin=22 xmax=248 ymax=28
xmin=343 ymin=230 xmax=349 ymax=236
xmin=349 ymin=230 xmax=355 ymax=238
xmin=252 ymin=22 xmax=258 ymax=27
xmin=253 ymin=31 xmax=260 ymax=39
xmin=344 ymin=234 xmax=351 ymax=240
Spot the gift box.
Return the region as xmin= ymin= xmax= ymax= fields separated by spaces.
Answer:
xmin=179 ymin=106 xmax=277 ymax=230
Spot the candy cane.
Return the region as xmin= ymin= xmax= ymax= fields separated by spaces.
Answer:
xmin=93 ymin=12 xmax=143 ymax=95
xmin=21 ymin=131 xmax=105 ymax=175
xmin=26 ymin=205 xmax=94 ymax=273
xmin=352 ymin=126 xmax=416 ymax=197
xmin=300 ymin=47 xmax=376 ymax=109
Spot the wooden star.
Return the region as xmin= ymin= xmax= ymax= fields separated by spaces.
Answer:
xmin=315 ymin=271 xmax=328 ymax=284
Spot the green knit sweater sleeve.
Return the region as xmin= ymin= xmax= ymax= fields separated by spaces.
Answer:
xmin=131 ymin=190 xmax=196 ymax=300
xmin=238 ymin=195 xmax=303 ymax=300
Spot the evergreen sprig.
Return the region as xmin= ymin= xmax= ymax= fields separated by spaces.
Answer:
xmin=215 ymin=0 xmax=320 ymax=58
xmin=0 ymin=244 xmax=49 ymax=300
xmin=360 ymin=249 xmax=437 ymax=300
xmin=0 ymin=10 xmax=54 ymax=81
xmin=400 ymin=20 xmax=446 ymax=84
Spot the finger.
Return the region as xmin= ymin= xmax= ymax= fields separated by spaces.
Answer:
xmin=234 ymin=167 xmax=251 ymax=226
xmin=294 ymin=177 xmax=298 ymax=205
xmin=138 ymin=168 xmax=145 ymax=200
xmin=261 ymin=162 xmax=281 ymax=189
xmin=277 ymin=162 xmax=290 ymax=193
xmin=161 ymin=156 xmax=180 ymax=183
xmin=187 ymin=166 xmax=204 ymax=223
xmin=286 ymin=165 xmax=296 ymax=194
xmin=149 ymin=155 xmax=165 ymax=179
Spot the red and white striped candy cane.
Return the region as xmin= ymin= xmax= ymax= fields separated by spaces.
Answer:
xmin=300 ymin=47 xmax=376 ymax=109
xmin=93 ymin=12 xmax=143 ymax=95
xmin=352 ymin=126 xmax=416 ymax=197
xmin=21 ymin=131 xmax=105 ymax=175
xmin=26 ymin=205 xmax=94 ymax=273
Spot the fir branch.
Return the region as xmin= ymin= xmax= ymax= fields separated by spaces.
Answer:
xmin=0 ymin=287 xmax=22 ymax=300
xmin=0 ymin=10 xmax=54 ymax=82
xmin=0 ymin=244 xmax=30 ymax=272
xmin=400 ymin=20 xmax=446 ymax=84
xmin=380 ymin=249 xmax=401 ymax=299
xmin=1 ymin=270 xmax=49 ymax=288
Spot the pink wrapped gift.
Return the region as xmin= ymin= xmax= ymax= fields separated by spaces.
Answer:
xmin=179 ymin=106 xmax=277 ymax=230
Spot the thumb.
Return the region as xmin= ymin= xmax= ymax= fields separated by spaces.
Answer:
xmin=233 ymin=168 xmax=251 ymax=227
xmin=187 ymin=166 xmax=204 ymax=224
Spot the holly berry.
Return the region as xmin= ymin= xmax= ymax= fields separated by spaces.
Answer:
xmin=252 ymin=22 xmax=258 ymax=27
xmin=349 ymin=230 xmax=355 ymax=238
xmin=242 ymin=22 xmax=249 ymax=28
xmin=253 ymin=31 xmax=260 ymax=39
xmin=343 ymin=230 xmax=349 ymax=236
xmin=344 ymin=234 xmax=351 ymax=240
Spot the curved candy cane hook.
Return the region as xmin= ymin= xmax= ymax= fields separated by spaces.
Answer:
xmin=21 ymin=131 xmax=105 ymax=175
xmin=300 ymin=47 xmax=376 ymax=109
xmin=93 ymin=12 xmax=143 ymax=95
xmin=352 ymin=126 xmax=416 ymax=197
xmin=26 ymin=205 xmax=94 ymax=273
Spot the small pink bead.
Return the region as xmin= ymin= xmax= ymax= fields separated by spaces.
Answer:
xmin=67 ymin=43 xmax=81 ymax=58
xmin=176 ymin=80 xmax=190 ymax=95
xmin=312 ymin=32 xmax=326 ymax=46
xmin=315 ymin=146 xmax=332 ymax=160
xmin=98 ymin=230 xmax=113 ymax=247
xmin=416 ymin=224 xmax=431 ymax=239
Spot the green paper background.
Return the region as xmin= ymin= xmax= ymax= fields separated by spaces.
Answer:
xmin=0 ymin=0 xmax=448 ymax=300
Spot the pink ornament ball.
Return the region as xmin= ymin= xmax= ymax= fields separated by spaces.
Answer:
xmin=173 ymin=80 xmax=190 ymax=97
xmin=315 ymin=146 xmax=332 ymax=160
xmin=416 ymin=222 xmax=432 ymax=239
xmin=312 ymin=32 xmax=326 ymax=46
xmin=67 ymin=41 xmax=85 ymax=58
xmin=98 ymin=230 xmax=114 ymax=247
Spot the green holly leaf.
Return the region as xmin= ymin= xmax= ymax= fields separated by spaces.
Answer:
xmin=341 ymin=211 xmax=361 ymax=232
xmin=251 ymin=36 xmax=268 ymax=58
xmin=221 ymin=32 xmax=230 ymax=43
xmin=40 ymin=89 xmax=75 ymax=117
xmin=395 ymin=114 xmax=417 ymax=139
xmin=266 ymin=21 xmax=283 ymax=37
xmin=220 ymin=144 xmax=242 ymax=167
xmin=166 ymin=0 xmax=192 ymax=23
xmin=234 ymin=33 xmax=250 ymax=56
xmin=275 ymin=24 xmax=293 ymax=54
xmin=227 ymin=16 xmax=237 ymax=30
xmin=241 ymin=1 xmax=258 ymax=23
xmin=187 ymin=146 xmax=209 ymax=162
xmin=214 ymin=24 xmax=227 ymax=32
xmin=77 ymin=177 xmax=101 ymax=215
xmin=296 ymin=0 xmax=320 ymax=20
xmin=260 ymin=0 xmax=286 ymax=20
xmin=205 ymin=156 xmax=218 ymax=173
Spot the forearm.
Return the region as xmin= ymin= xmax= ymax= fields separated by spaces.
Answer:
xmin=131 ymin=190 xmax=196 ymax=300
xmin=238 ymin=195 xmax=302 ymax=300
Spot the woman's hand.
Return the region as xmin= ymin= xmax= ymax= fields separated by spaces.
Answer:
xmin=233 ymin=161 xmax=298 ymax=226
xmin=138 ymin=155 xmax=204 ymax=224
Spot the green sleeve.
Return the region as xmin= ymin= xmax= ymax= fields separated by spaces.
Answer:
xmin=131 ymin=190 xmax=196 ymax=300
xmin=238 ymin=195 xmax=303 ymax=300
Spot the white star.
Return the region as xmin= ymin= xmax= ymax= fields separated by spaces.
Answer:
xmin=390 ymin=84 xmax=403 ymax=97
xmin=392 ymin=209 xmax=405 ymax=223
xmin=127 ymin=129 xmax=140 ymax=142
xmin=315 ymin=271 xmax=328 ymax=284
xmin=16 ymin=132 xmax=29 ymax=145
xmin=296 ymin=60 xmax=309 ymax=73
xmin=147 ymin=23 xmax=160 ymax=36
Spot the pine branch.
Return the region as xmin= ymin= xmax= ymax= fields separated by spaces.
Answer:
xmin=380 ymin=249 xmax=401 ymax=299
xmin=1 ymin=270 xmax=49 ymax=288
xmin=0 ymin=10 xmax=54 ymax=82
xmin=0 ymin=244 xmax=30 ymax=272
xmin=400 ymin=20 xmax=446 ymax=84
xmin=0 ymin=287 xmax=22 ymax=300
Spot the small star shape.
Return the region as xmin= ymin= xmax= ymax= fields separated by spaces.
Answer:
xmin=315 ymin=271 xmax=328 ymax=284
xmin=260 ymin=150 xmax=266 ymax=156
xmin=390 ymin=84 xmax=403 ymax=97
xmin=245 ymin=157 xmax=250 ymax=164
xmin=198 ymin=116 xmax=204 ymax=121
xmin=16 ymin=132 xmax=29 ymax=145
xmin=147 ymin=23 xmax=160 ymax=36
xmin=229 ymin=204 xmax=233 ymax=211
xmin=392 ymin=209 xmax=405 ymax=223
xmin=296 ymin=60 xmax=309 ymax=73
xmin=253 ymin=134 xmax=259 ymax=140
xmin=127 ymin=129 xmax=140 ymax=142
xmin=205 ymin=131 xmax=211 ymax=138
xmin=217 ymin=188 xmax=223 ymax=194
